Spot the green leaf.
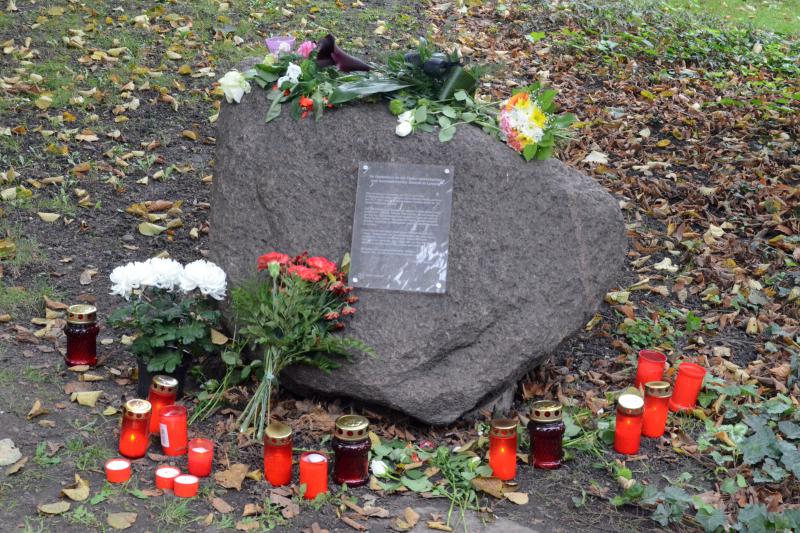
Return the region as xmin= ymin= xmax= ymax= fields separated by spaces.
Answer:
xmin=778 ymin=421 xmax=800 ymax=439
xmin=526 ymin=31 xmax=546 ymax=43
xmin=522 ymin=144 xmax=537 ymax=161
xmin=400 ymin=475 xmax=433 ymax=493
xmin=265 ymin=91 xmax=283 ymax=122
xmin=694 ymin=507 xmax=728 ymax=533
xmin=437 ymin=115 xmax=451 ymax=129
xmin=438 ymin=125 xmax=455 ymax=143
xmin=414 ymin=106 xmax=427 ymax=124
xmin=441 ymin=106 xmax=457 ymax=119
xmin=328 ymin=78 xmax=412 ymax=105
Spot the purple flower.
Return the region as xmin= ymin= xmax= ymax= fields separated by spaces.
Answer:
xmin=297 ymin=40 xmax=315 ymax=58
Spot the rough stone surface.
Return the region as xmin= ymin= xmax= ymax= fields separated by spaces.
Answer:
xmin=0 ymin=438 xmax=22 ymax=467
xmin=211 ymin=90 xmax=626 ymax=425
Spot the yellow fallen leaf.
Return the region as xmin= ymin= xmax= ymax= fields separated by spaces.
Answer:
xmin=102 ymin=406 xmax=118 ymax=416
xmin=107 ymin=512 xmax=137 ymax=530
xmin=37 ymin=212 xmax=60 ymax=223
xmin=505 ymin=491 xmax=529 ymax=505
xmin=181 ymin=130 xmax=198 ymax=141
xmin=38 ymin=501 xmax=70 ymax=515
xmin=61 ymin=474 xmax=90 ymax=501
xmin=71 ymin=390 xmax=102 ymax=407
xmin=35 ymin=95 xmax=53 ymax=110
xmin=138 ymin=222 xmax=166 ymax=236
xmin=210 ymin=328 xmax=229 ymax=345
xmin=26 ymin=399 xmax=48 ymax=420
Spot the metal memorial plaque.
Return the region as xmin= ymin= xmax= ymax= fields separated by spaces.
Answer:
xmin=349 ymin=161 xmax=453 ymax=294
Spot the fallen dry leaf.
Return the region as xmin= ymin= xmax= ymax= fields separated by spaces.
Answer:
xmin=211 ymin=497 xmax=234 ymax=514
xmin=426 ymin=521 xmax=453 ymax=532
xmin=38 ymin=501 xmax=70 ymax=515
xmin=61 ymin=474 xmax=90 ymax=501
xmin=71 ymin=390 xmax=102 ymax=407
xmin=5 ymin=456 xmax=28 ymax=475
xmin=26 ymin=399 xmax=48 ymax=420
xmin=471 ymin=476 xmax=504 ymax=499
xmin=505 ymin=491 xmax=529 ymax=505
xmin=214 ymin=463 xmax=248 ymax=490
xmin=107 ymin=512 xmax=137 ymax=530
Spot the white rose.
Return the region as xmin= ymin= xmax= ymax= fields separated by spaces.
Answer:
xmin=218 ymin=70 xmax=251 ymax=104
xmin=144 ymin=257 xmax=183 ymax=290
xmin=395 ymin=121 xmax=413 ymax=137
xmin=371 ymin=459 xmax=389 ymax=477
xmin=398 ymin=110 xmax=414 ymax=123
xmin=180 ymin=260 xmax=227 ymax=300
xmin=277 ymin=62 xmax=302 ymax=89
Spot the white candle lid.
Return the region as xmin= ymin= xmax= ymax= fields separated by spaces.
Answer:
xmin=174 ymin=474 xmax=199 ymax=485
xmin=618 ymin=393 xmax=644 ymax=410
xmin=305 ymin=453 xmax=327 ymax=463
xmin=156 ymin=466 xmax=181 ymax=478
xmin=106 ymin=459 xmax=130 ymax=470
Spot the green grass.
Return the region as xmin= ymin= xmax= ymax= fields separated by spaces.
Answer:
xmin=667 ymin=0 xmax=800 ymax=34
xmin=0 ymin=280 xmax=57 ymax=317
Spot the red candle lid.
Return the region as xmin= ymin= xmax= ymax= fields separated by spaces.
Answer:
xmin=490 ymin=418 xmax=518 ymax=438
xmin=645 ymin=381 xmax=672 ymax=398
xmin=265 ymin=421 xmax=292 ymax=446
xmin=150 ymin=375 xmax=179 ymax=394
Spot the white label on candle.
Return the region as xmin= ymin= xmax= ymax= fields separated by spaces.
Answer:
xmin=159 ymin=423 xmax=170 ymax=448
xmin=107 ymin=459 xmax=129 ymax=470
xmin=305 ymin=453 xmax=326 ymax=463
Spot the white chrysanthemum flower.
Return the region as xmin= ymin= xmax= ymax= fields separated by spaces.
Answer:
xmin=144 ymin=257 xmax=184 ymax=290
xmin=110 ymin=261 xmax=151 ymax=299
xmin=395 ymin=121 xmax=413 ymax=137
xmin=180 ymin=260 xmax=227 ymax=300
xmin=218 ymin=70 xmax=251 ymax=104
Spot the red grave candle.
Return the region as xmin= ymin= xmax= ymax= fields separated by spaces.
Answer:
xmin=642 ymin=381 xmax=672 ymax=438
xmin=147 ymin=375 xmax=178 ymax=435
xmin=669 ymin=362 xmax=706 ymax=412
xmin=155 ymin=465 xmax=181 ymax=490
xmin=528 ymin=401 xmax=565 ymax=469
xmin=105 ymin=458 xmax=131 ymax=483
xmin=299 ymin=452 xmax=328 ymax=500
xmin=264 ymin=422 xmax=293 ymax=487
xmin=119 ymin=399 xmax=151 ymax=459
xmin=332 ymin=415 xmax=371 ymax=487
xmin=488 ymin=419 xmax=518 ymax=481
xmin=188 ymin=438 xmax=214 ymax=477
xmin=159 ymin=405 xmax=188 ymax=456
xmin=64 ymin=304 xmax=99 ymax=367
xmin=614 ymin=393 xmax=644 ymax=455
xmin=173 ymin=474 xmax=199 ymax=498
xmin=634 ymin=350 xmax=667 ymax=388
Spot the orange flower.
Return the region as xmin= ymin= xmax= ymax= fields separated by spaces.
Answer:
xmin=299 ymin=96 xmax=314 ymax=108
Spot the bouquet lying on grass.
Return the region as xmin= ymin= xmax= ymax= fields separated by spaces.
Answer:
xmin=232 ymin=252 xmax=373 ymax=439
xmin=108 ymin=258 xmax=226 ymax=373
xmin=218 ymin=35 xmax=574 ymax=161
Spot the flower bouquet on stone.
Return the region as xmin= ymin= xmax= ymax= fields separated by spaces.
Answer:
xmin=499 ymin=82 xmax=576 ymax=161
xmin=231 ymin=252 xmax=373 ymax=440
xmin=108 ymin=258 xmax=227 ymax=394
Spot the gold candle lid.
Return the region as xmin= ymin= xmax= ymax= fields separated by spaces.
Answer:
xmin=334 ymin=415 xmax=369 ymax=441
xmin=265 ymin=421 xmax=292 ymax=446
xmin=490 ymin=418 xmax=518 ymax=438
xmin=67 ymin=304 xmax=97 ymax=324
xmin=123 ymin=399 xmax=152 ymax=419
xmin=150 ymin=375 xmax=179 ymax=394
xmin=530 ymin=400 xmax=563 ymax=422
xmin=617 ymin=393 xmax=644 ymax=416
xmin=644 ymin=381 xmax=672 ymax=398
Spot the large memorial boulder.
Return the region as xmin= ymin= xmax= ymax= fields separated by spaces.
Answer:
xmin=210 ymin=90 xmax=626 ymax=425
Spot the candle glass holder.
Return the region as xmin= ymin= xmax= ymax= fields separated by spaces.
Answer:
xmin=634 ymin=350 xmax=666 ymax=388
xmin=299 ymin=452 xmax=328 ymax=499
xmin=105 ymin=458 xmax=131 ymax=483
xmin=489 ymin=419 xmax=518 ymax=480
xmin=332 ymin=415 xmax=370 ymax=487
xmin=159 ymin=405 xmax=188 ymax=456
xmin=174 ymin=474 xmax=199 ymax=498
xmin=65 ymin=304 xmax=99 ymax=367
xmin=528 ymin=401 xmax=565 ymax=469
xmin=614 ymin=393 xmax=644 ymax=455
xmin=669 ymin=362 xmax=706 ymax=412
xmin=264 ymin=422 xmax=293 ymax=487
xmin=642 ymin=381 xmax=672 ymax=438
xmin=119 ymin=399 xmax=151 ymax=459
xmin=266 ymin=36 xmax=295 ymax=55
xmin=147 ymin=375 xmax=178 ymax=435
xmin=155 ymin=466 xmax=181 ymax=490
xmin=188 ymin=438 xmax=214 ymax=477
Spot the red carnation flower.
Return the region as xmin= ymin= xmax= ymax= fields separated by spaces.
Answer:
xmin=288 ymin=265 xmax=322 ymax=282
xmin=299 ymin=96 xmax=314 ymax=109
xmin=258 ymin=252 xmax=290 ymax=271
xmin=341 ymin=306 xmax=356 ymax=316
xmin=307 ymin=256 xmax=337 ymax=275
xmin=345 ymin=295 xmax=359 ymax=304
xmin=324 ymin=311 xmax=340 ymax=320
